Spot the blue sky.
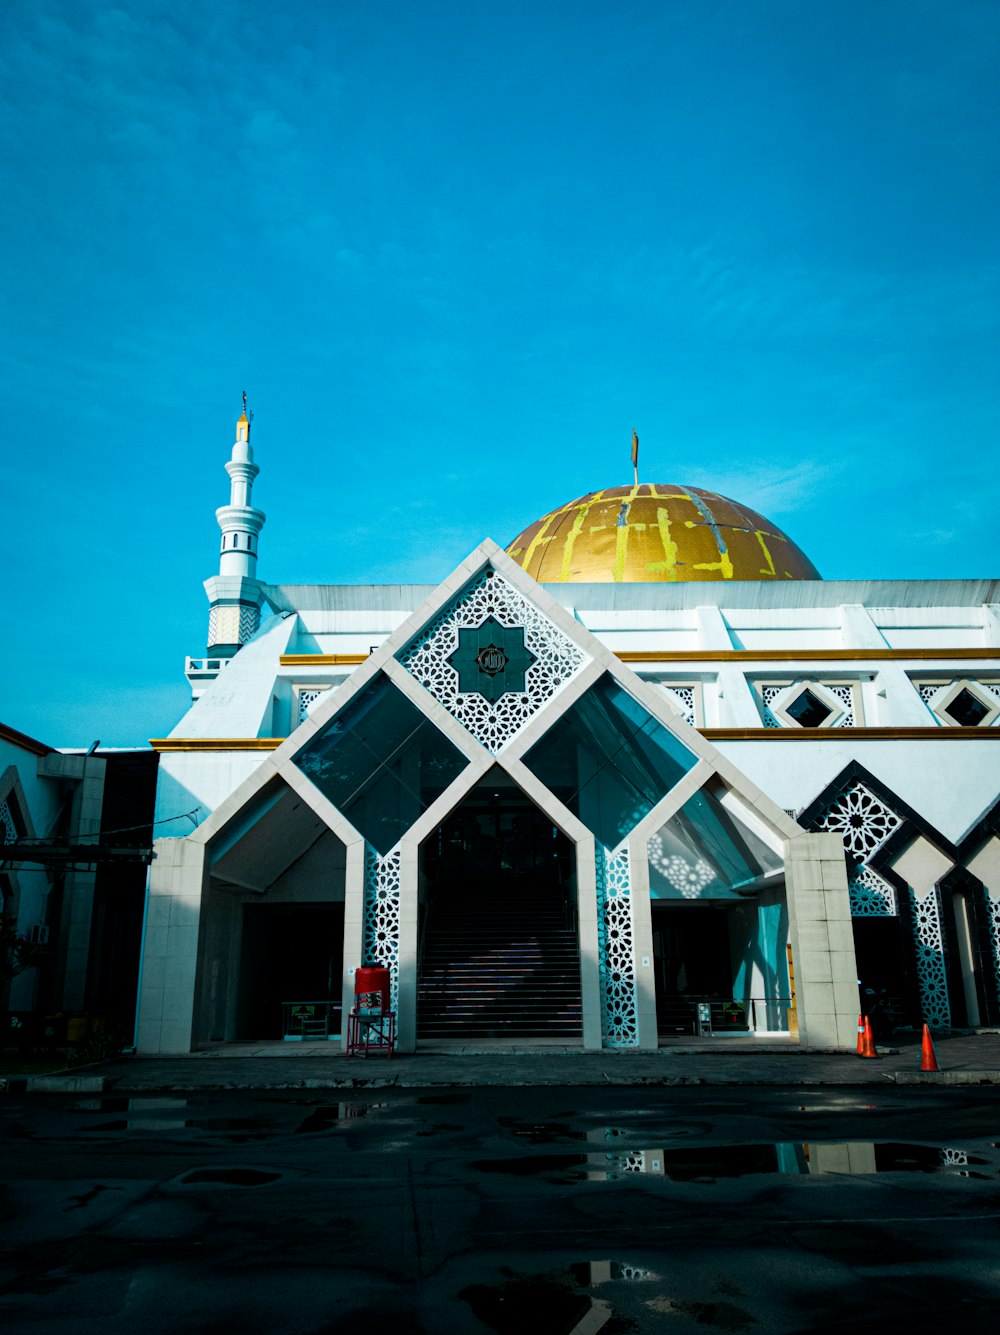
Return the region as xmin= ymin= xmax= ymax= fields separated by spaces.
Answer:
xmin=2 ymin=0 xmax=998 ymax=746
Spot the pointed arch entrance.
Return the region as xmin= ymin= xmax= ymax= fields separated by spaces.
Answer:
xmin=417 ymin=771 xmax=580 ymax=1040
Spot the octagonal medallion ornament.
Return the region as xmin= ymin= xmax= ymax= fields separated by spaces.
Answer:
xmin=447 ymin=617 xmax=537 ymax=702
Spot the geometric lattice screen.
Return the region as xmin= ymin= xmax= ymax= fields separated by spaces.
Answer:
xmin=398 ymin=566 xmax=588 ymax=754
xmin=813 ymin=777 xmax=952 ymax=1026
xmin=815 ymin=781 xmax=901 ymax=916
xmin=595 ymin=844 xmax=638 ymax=1048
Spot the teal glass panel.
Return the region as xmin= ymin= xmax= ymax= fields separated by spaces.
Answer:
xmin=293 ymin=673 xmax=467 ymax=855
xmin=648 ymin=786 xmax=782 ymax=900
xmin=522 ymin=673 xmax=697 ymax=847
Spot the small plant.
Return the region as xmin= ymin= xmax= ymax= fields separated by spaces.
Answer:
xmin=68 ymin=1027 xmax=129 ymax=1066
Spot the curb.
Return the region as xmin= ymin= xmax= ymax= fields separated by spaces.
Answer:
xmin=32 ymin=1069 xmax=1000 ymax=1093
xmin=890 ymin=1070 xmax=1000 ymax=1085
xmin=1 ymin=1074 xmax=109 ymax=1094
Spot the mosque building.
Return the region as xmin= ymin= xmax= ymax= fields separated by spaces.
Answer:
xmin=25 ymin=403 xmax=1000 ymax=1056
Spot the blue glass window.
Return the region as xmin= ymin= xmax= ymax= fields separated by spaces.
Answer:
xmin=293 ymin=673 xmax=467 ymax=854
xmin=522 ymin=673 xmax=696 ymax=848
xmin=648 ymin=786 xmax=782 ymax=900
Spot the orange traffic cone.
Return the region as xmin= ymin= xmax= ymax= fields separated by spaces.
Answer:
xmin=859 ymin=1016 xmax=878 ymax=1059
xmin=920 ymin=1023 xmax=940 ymax=1072
xmin=856 ymin=1013 xmax=865 ymax=1056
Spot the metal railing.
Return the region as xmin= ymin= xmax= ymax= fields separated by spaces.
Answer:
xmin=657 ymin=996 xmax=794 ymax=1036
xmin=281 ymin=1000 xmax=343 ymax=1041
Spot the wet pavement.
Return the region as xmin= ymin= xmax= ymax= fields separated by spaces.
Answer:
xmin=12 ymin=1028 xmax=1000 ymax=1093
xmin=3 ymin=1083 xmax=1000 ymax=1331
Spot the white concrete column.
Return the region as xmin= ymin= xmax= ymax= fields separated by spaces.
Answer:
xmin=135 ymin=836 xmax=207 ymax=1053
xmin=839 ymin=603 xmax=887 ymax=649
xmin=576 ymin=835 xmax=603 ymax=1050
xmin=783 ymin=832 xmax=859 ymax=1049
xmin=396 ymin=840 xmax=419 ymax=1053
xmin=339 ymin=840 xmax=366 ymax=1052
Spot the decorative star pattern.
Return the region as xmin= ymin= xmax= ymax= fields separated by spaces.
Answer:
xmin=447 ymin=617 xmax=536 ymax=702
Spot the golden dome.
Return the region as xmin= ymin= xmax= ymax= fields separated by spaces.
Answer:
xmin=507 ymin=484 xmax=820 ymax=583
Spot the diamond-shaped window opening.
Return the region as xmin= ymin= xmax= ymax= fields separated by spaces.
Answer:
xmin=292 ymin=671 xmax=468 ymax=855
xmin=647 ymin=784 xmax=783 ymax=901
xmin=931 ymin=679 xmax=1000 ymax=729
xmin=397 ymin=565 xmax=588 ymax=754
xmin=767 ymin=681 xmax=847 ymax=729
xmin=522 ymin=672 xmax=698 ymax=852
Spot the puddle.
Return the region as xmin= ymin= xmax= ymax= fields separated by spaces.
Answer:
xmin=572 ymin=1261 xmax=660 ymax=1285
xmin=74 ymin=1097 xmax=189 ymax=1113
xmin=461 ymin=1261 xmax=749 ymax=1335
xmin=417 ymin=1092 xmax=469 ymax=1106
xmin=498 ymin=1117 xmax=587 ymax=1144
xmin=295 ymin=1102 xmax=381 ymax=1133
xmin=471 ymin=1141 xmax=998 ymax=1182
xmin=180 ymin=1168 xmax=280 ymax=1187
xmin=876 ymin=1143 xmax=991 ymax=1176
xmin=416 ymin=1122 xmax=464 ymax=1137
xmin=78 ymin=1106 xmax=276 ymax=1138
xmin=460 ymin=1274 xmax=602 ymax=1335
xmin=183 ymin=1118 xmax=269 ymax=1133
xmin=472 ymin=1154 xmax=589 ymax=1181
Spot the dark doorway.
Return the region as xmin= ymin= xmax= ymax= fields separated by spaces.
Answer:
xmin=238 ymin=904 xmax=344 ymax=1039
xmin=653 ymin=904 xmax=736 ymax=1036
xmin=418 ymin=773 xmax=580 ymax=1040
xmin=852 ymin=914 xmax=920 ymax=1030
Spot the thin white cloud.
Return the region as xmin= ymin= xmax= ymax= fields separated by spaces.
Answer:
xmin=686 ymin=459 xmax=841 ymax=517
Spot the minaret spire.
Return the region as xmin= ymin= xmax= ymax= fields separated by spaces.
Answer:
xmin=200 ymin=398 xmax=267 ymax=662
xmin=214 ymin=397 xmax=265 ymax=583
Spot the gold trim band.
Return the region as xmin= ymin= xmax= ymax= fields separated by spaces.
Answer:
xmin=280 ymin=653 xmax=367 ymax=666
xmin=151 ymin=727 xmax=1000 ymax=751
xmin=703 ymin=727 xmax=1000 ymax=740
xmin=279 ymin=648 xmax=999 ymax=667
xmin=149 ymin=738 xmax=284 ymax=752
xmin=619 ymin=648 xmax=1000 ymax=663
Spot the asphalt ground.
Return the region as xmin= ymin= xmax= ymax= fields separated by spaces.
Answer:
xmin=4 ymin=1083 xmax=1000 ymax=1332
xmin=9 ymin=1030 xmax=1000 ymax=1093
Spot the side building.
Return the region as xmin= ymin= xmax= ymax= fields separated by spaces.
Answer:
xmin=1 ymin=723 xmax=157 ymax=1045
xmin=138 ymin=410 xmax=1000 ymax=1054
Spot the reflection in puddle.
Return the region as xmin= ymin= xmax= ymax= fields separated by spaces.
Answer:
xmin=473 ymin=1140 xmax=997 ymax=1181
xmin=460 ymin=1273 xmax=608 ymax=1335
xmin=464 ymin=1260 xmax=762 ymax=1334
xmin=74 ymin=1098 xmax=278 ymax=1137
xmin=72 ymin=1096 xmax=381 ymax=1138
xmin=497 ymin=1117 xmax=587 ymax=1144
xmin=572 ymin=1260 xmax=660 ymax=1284
xmin=295 ymin=1103 xmax=380 ymax=1133
xmin=472 ymin=1154 xmax=589 ymax=1180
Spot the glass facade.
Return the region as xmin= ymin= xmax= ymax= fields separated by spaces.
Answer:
xmin=293 ymin=673 xmax=468 ymax=854
xmin=523 ymin=673 xmax=697 ymax=848
xmin=648 ymin=785 xmax=782 ymax=900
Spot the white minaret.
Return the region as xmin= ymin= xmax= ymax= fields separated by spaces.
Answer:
xmin=202 ymin=396 xmax=267 ymax=658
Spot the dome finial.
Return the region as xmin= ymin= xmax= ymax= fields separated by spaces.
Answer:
xmin=631 ymin=429 xmax=639 ymax=487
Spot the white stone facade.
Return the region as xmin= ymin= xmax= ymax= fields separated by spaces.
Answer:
xmin=133 ymin=540 xmax=1000 ymax=1056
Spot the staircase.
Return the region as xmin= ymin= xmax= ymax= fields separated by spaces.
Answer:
xmin=417 ymin=879 xmax=582 ymax=1040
